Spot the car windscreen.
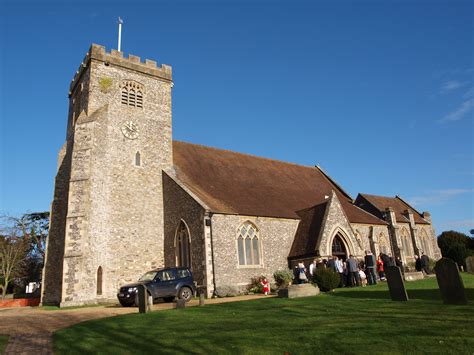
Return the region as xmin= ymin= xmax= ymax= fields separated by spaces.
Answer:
xmin=139 ymin=271 xmax=157 ymax=282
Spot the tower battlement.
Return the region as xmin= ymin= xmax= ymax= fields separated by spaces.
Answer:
xmin=69 ymin=44 xmax=172 ymax=96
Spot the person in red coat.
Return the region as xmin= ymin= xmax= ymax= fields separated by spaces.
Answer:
xmin=376 ymin=255 xmax=386 ymax=281
xmin=260 ymin=278 xmax=270 ymax=295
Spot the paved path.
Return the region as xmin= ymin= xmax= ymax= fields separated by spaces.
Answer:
xmin=0 ymin=295 xmax=269 ymax=354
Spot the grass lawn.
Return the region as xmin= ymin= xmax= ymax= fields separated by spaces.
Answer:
xmin=0 ymin=335 xmax=8 ymax=354
xmin=54 ymin=274 xmax=474 ymax=354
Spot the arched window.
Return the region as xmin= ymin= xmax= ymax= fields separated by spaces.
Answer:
xmin=97 ymin=266 xmax=103 ymax=296
xmin=379 ymin=233 xmax=389 ymax=254
xmin=332 ymin=234 xmax=347 ymax=260
xmin=237 ymin=222 xmax=260 ymax=266
xmin=401 ymin=229 xmax=412 ymax=256
xmin=121 ymin=81 xmax=144 ymax=108
xmin=176 ymin=221 xmax=191 ymax=268
xmin=420 ymin=229 xmax=432 ymax=257
xmin=135 ymin=151 xmax=141 ymax=166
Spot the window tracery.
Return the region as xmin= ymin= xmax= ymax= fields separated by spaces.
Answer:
xmin=237 ymin=222 xmax=261 ymax=266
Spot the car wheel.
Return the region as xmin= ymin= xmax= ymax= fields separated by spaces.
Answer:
xmin=178 ymin=287 xmax=193 ymax=302
xmin=163 ymin=296 xmax=175 ymax=303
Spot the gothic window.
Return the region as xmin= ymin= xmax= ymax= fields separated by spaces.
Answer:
xmin=135 ymin=152 xmax=141 ymax=166
xmin=176 ymin=221 xmax=191 ymax=268
xmin=420 ymin=229 xmax=432 ymax=257
xmin=121 ymin=81 xmax=144 ymax=108
xmin=379 ymin=233 xmax=389 ymax=254
xmin=97 ymin=266 xmax=103 ymax=296
xmin=401 ymin=229 xmax=412 ymax=256
xmin=237 ymin=222 xmax=261 ymax=266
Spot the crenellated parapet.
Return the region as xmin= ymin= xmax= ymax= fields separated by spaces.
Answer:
xmin=69 ymin=44 xmax=172 ymax=96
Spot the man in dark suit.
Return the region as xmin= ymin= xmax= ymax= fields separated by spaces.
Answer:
xmin=364 ymin=250 xmax=377 ymax=285
xmin=421 ymin=252 xmax=430 ymax=274
xmin=326 ymin=256 xmax=337 ymax=272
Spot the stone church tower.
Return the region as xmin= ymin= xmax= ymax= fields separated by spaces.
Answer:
xmin=42 ymin=44 xmax=173 ymax=306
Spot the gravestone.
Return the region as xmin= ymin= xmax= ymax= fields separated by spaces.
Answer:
xmin=278 ymin=283 xmax=320 ymax=298
xmin=435 ymin=258 xmax=468 ymax=305
xmin=176 ymin=299 xmax=186 ymax=309
xmin=137 ymin=285 xmax=151 ymax=313
xmin=385 ymin=266 xmax=408 ymax=301
xmin=404 ymin=271 xmax=424 ymax=281
xmin=465 ymin=256 xmax=474 ymax=274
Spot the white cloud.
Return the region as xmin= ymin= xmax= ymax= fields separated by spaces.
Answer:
xmin=438 ymin=97 xmax=474 ymax=123
xmin=408 ymin=189 xmax=474 ymax=207
xmin=441 ymin=80 xmax=464 ymax=93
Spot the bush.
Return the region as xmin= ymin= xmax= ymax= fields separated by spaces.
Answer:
xmin=215 ymin=285 xmax=239 ymax=298
xmin=273 ymin=269 xmax=293 ymax=289
xmin=247 ymin=275 xmax=265 ymax=294
xmin=312 ymin=268 xmax=340 ymax=292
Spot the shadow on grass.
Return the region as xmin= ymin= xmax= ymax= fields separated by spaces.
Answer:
xmin=330 ymin=287 xmax=474 ymax=301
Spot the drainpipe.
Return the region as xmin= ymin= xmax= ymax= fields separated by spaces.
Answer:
xmin=205 ymin=212 xmax=217 ymax=297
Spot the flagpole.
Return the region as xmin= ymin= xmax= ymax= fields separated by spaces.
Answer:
xmin=118 ymin=17 xmax=123 ymax=51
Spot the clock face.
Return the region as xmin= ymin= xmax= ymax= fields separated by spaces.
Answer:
xmin=121 ymin=120 xmax=139 ymax=139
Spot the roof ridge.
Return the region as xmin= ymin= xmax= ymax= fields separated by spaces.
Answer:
xmin=315 ymin=165 xmax=353 ymax=201
xmin=395 ymin=195 xmax=425 ymax=217
xmin=348 ymin=201 xmax=388 ymax=225
xmin=173 ymin=140 xmax=319 ymax=171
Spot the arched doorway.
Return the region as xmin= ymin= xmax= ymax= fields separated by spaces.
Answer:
xmin=332 ymin=234 xmax=348 ymax=261
xmin=175 ymin=221 xmax=191 ymax=268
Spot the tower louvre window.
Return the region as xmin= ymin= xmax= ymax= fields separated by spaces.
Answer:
xmin=120 ymin=81 xmax=144 ymax=108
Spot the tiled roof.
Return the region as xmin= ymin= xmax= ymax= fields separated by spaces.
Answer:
xmin=356 ymin=194 xmax=430 ymax=225
xmin=172 ymin=141 xmax=387 ymax=225
xmin=288 ymin=203 xmax=328 ymax=258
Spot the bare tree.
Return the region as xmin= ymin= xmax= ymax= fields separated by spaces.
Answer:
xmin=0 ymin=232 xmax=28 ymax=299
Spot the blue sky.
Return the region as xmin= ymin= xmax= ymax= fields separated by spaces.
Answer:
xmin=1 ymin=0 xmax=473 ymax=235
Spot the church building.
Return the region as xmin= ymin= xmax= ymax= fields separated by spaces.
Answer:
xmin=42 ymin=44 xmax=441 ymax=306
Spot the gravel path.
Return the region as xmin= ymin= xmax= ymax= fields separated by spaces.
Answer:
xmin=0 ymin=294 xmax=269 ymax=354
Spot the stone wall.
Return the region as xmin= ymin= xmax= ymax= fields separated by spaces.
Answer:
xmin=318 ymin=192 xmax=361 ymax=258
xmin=210 ymin=214 xmax=299 ymax=289
xmin=417 ymin=224 xmax=441 ymax=260
xmin=162 ymin=172 xmax=207 ymax=288
xmin=42 ymin=44 xmax=174 ymax=306
xmin=350 ymin=223 xmax=390 ymax=257
xmin=41 ymin=143 xmax=70 ymax=305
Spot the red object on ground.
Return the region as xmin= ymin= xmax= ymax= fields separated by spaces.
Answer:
xmin=0 ymin=298 xmax=40 ymax=308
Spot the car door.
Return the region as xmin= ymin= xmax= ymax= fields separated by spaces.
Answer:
xmin=153 ymin=269 xmax=177 ymax=297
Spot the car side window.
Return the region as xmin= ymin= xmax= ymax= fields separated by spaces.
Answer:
xmin=156 ymin=270 xmax=176 ymax=281
xmin=177 ymin=269 xmax=190 ymax=279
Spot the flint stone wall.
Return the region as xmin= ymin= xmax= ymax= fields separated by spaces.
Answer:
xmin=211 ymin=214 xmax=299 ymax=289
xmin=162 ymin=173 xmax=207 ymax=288
xmin=43 ymin=45 xmax=173 ymax=306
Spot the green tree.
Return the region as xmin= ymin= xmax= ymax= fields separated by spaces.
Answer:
xmin=437 ymin=230 xmax=472 ymax=269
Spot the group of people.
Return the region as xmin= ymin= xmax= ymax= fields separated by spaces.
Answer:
xmin=293 ymin=251 xmax=431 ymax=288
